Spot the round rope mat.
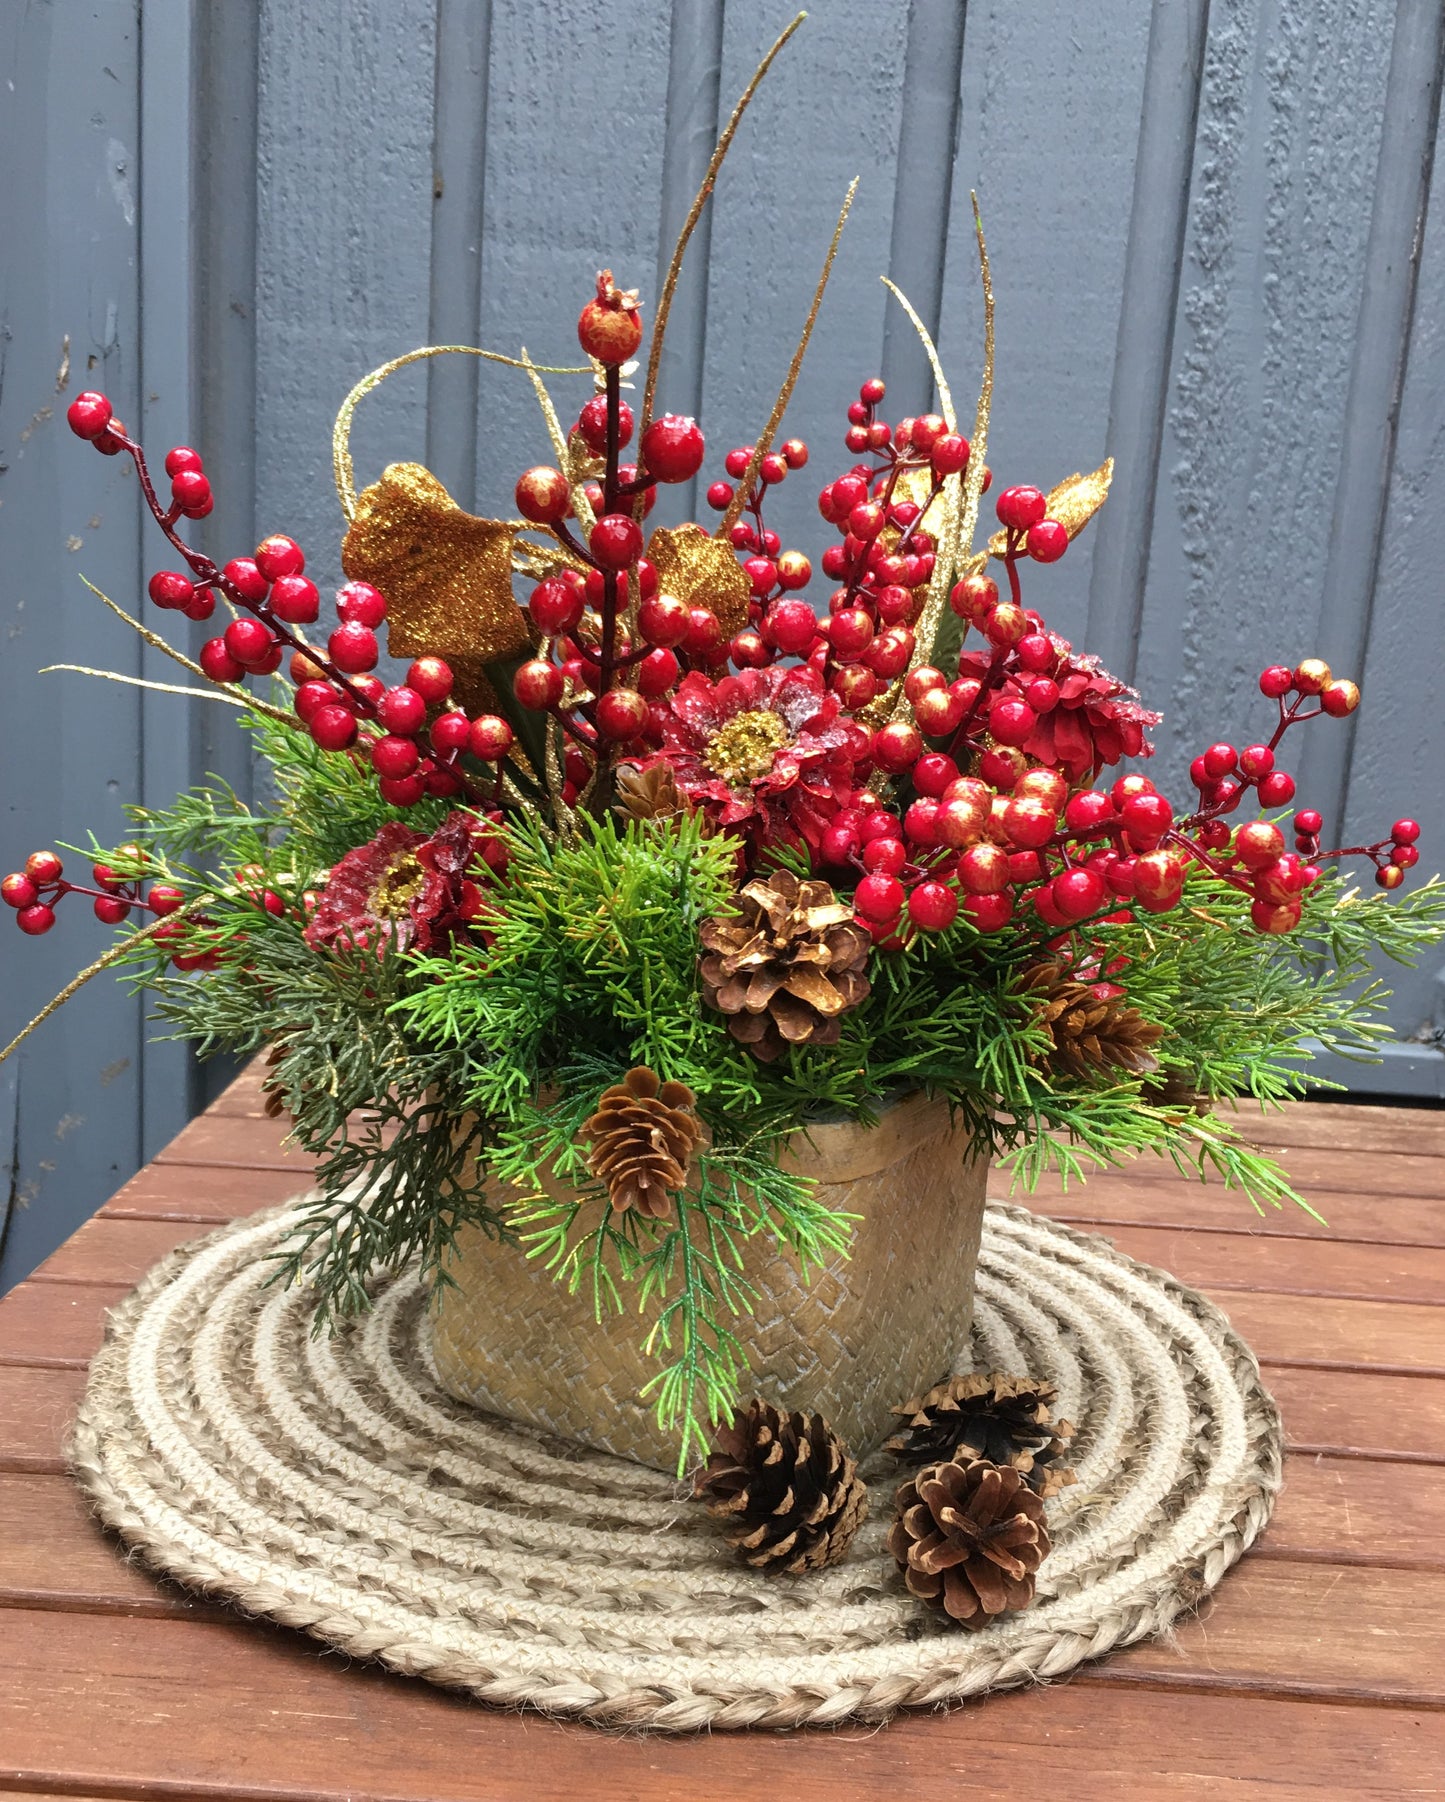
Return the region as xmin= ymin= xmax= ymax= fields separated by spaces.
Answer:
xmin=70 ymin=1197 xmax=1282 ymax=1733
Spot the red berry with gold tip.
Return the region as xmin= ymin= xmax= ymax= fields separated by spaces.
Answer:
xmin=1252 ymin=897 xmax=1303 ymax=932
xmin=468 ymin=715 xmax=514 ymax=762
xmin=1235 ymin=820 xmax=1287 ymax=871
xmin=957 ymin=843 xmax=1009 ymax=894
xmin=577 ymin=270 xmax=642 ymax=364
xmin=513 ymin=659 xmax=564 ymax=711
xmin=66 ymin=391 xmax=112 ymax=439
xmin=871 ymin=720 xmax=923 ymax=774
xmin=407 ymin=657 xmax=454 ymax=703
xmin=1294 ymin=658 xmax=1331 ymax=695
xmin=515 ymin=465 xmax=571 ymax=524
xmin=2 ymin=872 xmax=39 ymax=907
xmin=1376 ymin=863 xmax=1406 ymax=890
xmin=576 ymin=393 xmax=631 ymax=454
xmin=1321 ymin=678 xmax=1361 ymax=717
xmin=254 ymin=535 xmax=304 ymax=581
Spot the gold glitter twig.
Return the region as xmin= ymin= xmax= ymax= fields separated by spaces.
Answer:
xmin=79 ymin=579 xmax=295 ymax=725
xmin=879 ymin=277 xmax=956 ymax=431
xmin=640 ymin=11 xmax=808 ymax=440
xmin=717 ymin=177 xmax=859 ymax=539
xmin=0 ymin=898 xmax=211 ymax=1069
xmin=332 ymin=344 xmax=593 ymax=521
xmin=892 ymin=193 xmax=994 ymax=715
xmin=42 ymin=665 xmax=252 ymax=706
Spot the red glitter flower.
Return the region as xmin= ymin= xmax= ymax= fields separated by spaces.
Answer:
xmin=639 ymin=665 xmax=864 ymax=855
xmin=304 ymin=812 xmax=493 ymax=955
xmin=962 ymin=644 xmax=1161 ymax=780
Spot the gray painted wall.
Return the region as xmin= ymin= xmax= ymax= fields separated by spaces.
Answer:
xmin=3 ymin=0 xmax=1443 ymax=1290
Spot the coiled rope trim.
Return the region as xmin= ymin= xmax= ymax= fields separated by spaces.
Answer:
xmin=70 ymin=1197 xmax=1282 ymax=1733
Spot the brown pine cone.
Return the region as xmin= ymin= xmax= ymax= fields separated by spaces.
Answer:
xmin=694 ymin=1398 xmax=868 ymax=1573
xmin=699 ymin=869 xmax=871 ymax=1063
xmin=887 ymin=1458 xmax=1051 ymax=1627
xmin=886 ymin=1373 xmax=1076 ymax=1499
xmin=614 ymin=761 xmax=688 ymax=823
xmin=1019 ymin=961 xmax=1164 ymax=1080
xmin=584 ymin=1067 xmax=705 ymax=1219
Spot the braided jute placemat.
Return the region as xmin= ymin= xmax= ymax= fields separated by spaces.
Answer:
xmin=69 ymin=1195 xmax=1282 ymax=1733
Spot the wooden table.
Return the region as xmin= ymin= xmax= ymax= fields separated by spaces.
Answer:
xmin=2 ymin=1066 xmax=1442 ymax=1799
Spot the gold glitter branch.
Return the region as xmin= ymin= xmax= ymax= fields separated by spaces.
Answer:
xmin=332 ymin=344 xmax=593 ymax=521
xmin=640 ymin=11 xmax=808 ymax=441
xmin=880 ymin=277 xmax=956 ymax=432
xmin=718 ymin=177 xmax=859 ymax=539
xmin=0 ymin=897 xmax=212 ymax=1069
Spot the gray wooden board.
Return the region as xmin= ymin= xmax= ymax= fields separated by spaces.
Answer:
xmin=4 ymin=0 xmax=1445 ymax=1289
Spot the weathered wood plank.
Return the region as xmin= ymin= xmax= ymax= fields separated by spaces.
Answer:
xmin=0 ymin=1366 xmax=85 ymax=1473
xmin=151 ymin=1112 xmax=316 ymax=1173
xmin=0 ymin=1282 xmax=129 ymax=1368
xmin=1260 ymin=1453 xmax=1445 ymax=1568
xmin=1 ymin=1606 xmax=1440 ymax=1800
xmin=1270 ymin=1366 xmax=1445 ymax=1463
xmin=101 ymin=1159 xmax=305 ymax=1222
xmin=30 ymin=1216 xmax=214 ymax=1288
xmin=1092 ymin=1221 xmax=1445 ymax=1304
xmin=1204 ymin=1290 xmax=1445 ymax=1373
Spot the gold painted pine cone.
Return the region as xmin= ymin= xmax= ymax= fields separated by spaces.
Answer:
xmin=886 ymin=1373 xmax=1076 ymax=1499
xmin=1020 ymin=961 xmax=1164 ymax=1080
xmin=887 ymin=1458 xmax=1051 ymax=1628
xmin=695 ymin=1398 xmax=868 ymax=1574
xmin=699 ymin=868 xmax=871 ymax=1063
xmin=583 ymin=1067 xmax=705 ymax=1220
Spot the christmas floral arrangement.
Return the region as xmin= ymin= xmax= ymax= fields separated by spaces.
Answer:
xmin=6 ymin=30 xmax=1443 ymax=1535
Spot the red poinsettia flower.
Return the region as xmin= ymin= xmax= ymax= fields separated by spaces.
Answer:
xmin=962 ymin=644 xmax=1161 ymax=781
xmin=638 ymin=665 xmax=864 ymax=855
xmin=304 ymin=812 xmax=494 ymax=956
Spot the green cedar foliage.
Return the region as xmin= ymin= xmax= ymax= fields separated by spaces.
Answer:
xmin=107 ymin=711 xmax=1445 ymax=1466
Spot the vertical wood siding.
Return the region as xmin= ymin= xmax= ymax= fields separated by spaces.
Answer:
xmin=3 ymin=0 xmax=1443 ymax=1287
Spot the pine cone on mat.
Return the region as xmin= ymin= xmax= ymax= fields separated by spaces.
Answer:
xmin=887 ymin=1458 xmax=1051 ymax=1627
xmin=887 ymin=1373 xmax=1076 ymax=1498
xmin=698 ymin=869 xmax=871 ymax=1062
xmin=1019 ymin=961 xmax=1164 ymax=1080
xmin=584 ymin=1067 xmax=706 ymax=1219
xmin=694 ymin=1398 xmax=868 ymax=1573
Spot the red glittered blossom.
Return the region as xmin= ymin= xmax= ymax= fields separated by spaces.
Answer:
xmin=963 ymin=643 xmax=1161 ymax=780
xmin=304 ymin=812 xmax=494 ymax=956
xmin=638 ymin=665 xmax=865 ymax=858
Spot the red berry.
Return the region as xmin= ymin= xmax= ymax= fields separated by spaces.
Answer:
xmin=1000 ymin=795 xmax=1054 ymax=851
xmin=164 ymin=445 xmax=203 ymax=478
xmin=995 ymin=485 xmax=1047 ymax=531
xmin=819 ymin=822 xmax=860 ymax=866
xmin=1202 ymin=742 xmax=1238 ymax=780
xmin=763 ymin=599 xmax=817 ymax=656
xmin=705 ymin=480 xmax=733 ymax=511
xmin=1259 ymin=664 xmax=1294 ymax=699
xmin=595 ymin=687 xmax=647 ymax=740
xmin=199 ymin=638 xmax=245 ymax=683
xmin=909 ymin=881 xmax=959 ymax=932
xmin=989 ymin=697 xmax=1037 ymax=747
xmin=1053 ymin=867 xmax=1106 ymax=921
xmin=93 ymin=418 xmax=128 ymax=455
xmin=859 ymin=377 xmax=886 ymax=406
xmin=430 ymin=710 xmax=472 ymax=755
xmin=371 ymin=734 xmax=421 ymax=779
xmin=378 ymin=773 xmax=427 ymax=808
xmin=66 ymin=392 xmax=113 ymax=440
xmin=1294 ymin=658 xmax=1332 ymax=695
xmin=871 ymin=721 xmax=923 ymax=774
xmin=1026 ymin=519 xmax=1068 ymax=563
xmin=254 ymin=535 xmax=304 ymax=581
xmin=930 ymin=433 xmax=970 ymax=475
xmin=466 ymin=715 xmax=513 ymax=762
xmin=515 ymin=465 xmax=571 ymax=523
xmin=223 ymin=558 xmax=270 ymax=604
xmin=373 ymin=686 xmax=423 ymax=736
xmin=589 ymin=513 xmax=643 ymax=570
xmin=862 ymin=837 xmax=907 ymax=877
xmin=336 ymin=581 xmax=388 ymax=628
xmin=640 ymin=414 xmax=705 ymax=483
xmin=224 ymin=617 xmax=274 ymax=667
xmin=93 ymin=895 xmax=131 ymax=926
xmin=827 ymin=606 xmax=875 ymax=660
xmin=682 ymin=607 xmax=722 ymax=658
xmin=1235 ymin=820 xmax=1286 ymax=871
xmin=513 ymin=659 xmax=564 ymax=710
xmin=1321 ymin=678 xmax=1360 ymax=717
xmin=1392 ymin=818 xmax=1421 ymax=844
xmin=634 ymin=647 xmax=678 ymax=698
xmin=962 ymin=892 xmax=1013 ymax=932
xmin=1016 ymin=632 xmax=1055 ymax=673
xmin=744 ymin=556 xmax=778 ymax=597
xmin=2 ymin=873 xmax=39 ymax=908
xmin=292 ymin=680 xmax=334 ymax=724
xmin=1257 ymin=770 xmax=1296 ymax=807
xmin=269 ymin=574 xmax=320 ymax=624
xmin=912 ymin=753 xmax=960 ymax=800
xmin=170 ymin=469 xmax=212 ymax=514
xmin=1252 ymin=897 xmax=1303 ymax=932
xmin=328 ymin=622 xmax=379 ymax=674
xmin=730 ymin=627 xmax=772 ymax=669
xmin=1120 ymin=791 xmax=1173 ymax=840
xmin=576 ymin=393 xmax=632 ymax=454
xmin=577 ymin=271 xmax=642 ymax=364
xmin=148 ymin=570 xmax=195 ymax=611
xmin=407 ymin=657 xmax=454 ymax=703
xmin=1393 ymin=844 xmax=1420 ymax=869
xmin=957 ymin=843 xmax=1009 ymax=895
xmin=309 ymin=704 xmax=357 ymax=751
xmin=16 ymin=903 xmax=56 ymax=935
xmin=1064 ymin=790 xmax=1113 ymax=834
xmin=855 ymin=872 xmax=905 ymax=922
xmin=904 ymin=799 xmax=941 ymax=846
xmin=147 ymin=884 xmax=185 ymax=917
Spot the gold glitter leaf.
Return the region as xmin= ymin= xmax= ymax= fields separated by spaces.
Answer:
xmin=342 ymin=462 xmax=531 ymax=668
xmin=986 ymin=458 xmax=1114 ymax=560
xmin=645 ymin=522 xmax=751 ymax=636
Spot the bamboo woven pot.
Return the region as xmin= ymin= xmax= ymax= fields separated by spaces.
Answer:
xmin=428 ymin=1091 xmax=990 ymax=1471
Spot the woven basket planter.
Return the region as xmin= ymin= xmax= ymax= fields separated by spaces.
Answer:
xmin=428 ymin=1090 xmax=990 ymax=1470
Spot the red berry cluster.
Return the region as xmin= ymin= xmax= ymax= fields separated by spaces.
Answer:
xmin=1 ymin=845 xmax=190 ymax=951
